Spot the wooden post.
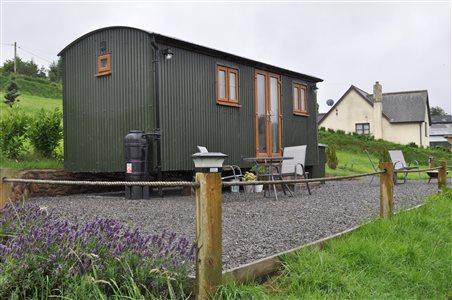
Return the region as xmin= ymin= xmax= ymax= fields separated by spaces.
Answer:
xmin=379 ymin=162 xmax=394 ymax=219
xmin=0 ymin=169 xmax=14 ymax=209
xmin=438 ymin=160 xmax=447 ymax=190
xmin=428 ymin=156 xmax=434 ymax=169
xmin=192 ymin=152 xmax=227 ymax=300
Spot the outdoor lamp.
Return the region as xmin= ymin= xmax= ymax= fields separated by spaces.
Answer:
xmin=192 ymin=152 xmax=227 ymax=173
xmin=163 ymin=48 xmax=174 ymax=60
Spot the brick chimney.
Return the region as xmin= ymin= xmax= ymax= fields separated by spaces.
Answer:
xmin=373 ymin=81 xmax=382 ymax=103
xmin=372 ymin=81 xmax=383 ymax=139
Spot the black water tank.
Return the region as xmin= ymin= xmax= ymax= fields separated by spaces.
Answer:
xmin=125 ymin=130 xmax=151 ymax=199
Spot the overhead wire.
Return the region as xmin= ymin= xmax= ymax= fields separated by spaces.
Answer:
xmin=17 ymin=46 xmax=54 ymax=64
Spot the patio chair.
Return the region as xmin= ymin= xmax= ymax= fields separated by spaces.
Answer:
xmin=388 ymin=150 xmax=419 ymax=184
xmin=279 ymin=145 xmax=311 ymax=195
xmin=364 ymin=149 xmax=379 ymax=185
xmin=196 ymin=146 xmax=243 ymax=183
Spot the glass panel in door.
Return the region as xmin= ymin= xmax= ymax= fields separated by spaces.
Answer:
xmin=256 ymin=74 xmax=266 ymax=154
xmin=270 ymin=77 xmax=279 ymax=154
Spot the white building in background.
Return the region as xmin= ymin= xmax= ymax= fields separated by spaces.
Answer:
xmin=319 ymin=82 xmax=431 ymax=147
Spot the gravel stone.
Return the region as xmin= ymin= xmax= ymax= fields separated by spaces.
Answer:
xmin=32 ymin=179 xmax=436 ymax=270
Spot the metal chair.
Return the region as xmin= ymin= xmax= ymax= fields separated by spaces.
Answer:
xmin=364 ymin=149 xmax=379 ymax=185
xmin=278 ymin=145 xmax=311 ymax=195
xmin=388 ymin=150 xmax=419 ymax=184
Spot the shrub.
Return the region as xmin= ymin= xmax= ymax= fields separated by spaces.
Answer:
xmin=326 ymin=145 xmax=338 ymax=169
xmin=378 ymin=148 xmax=391 ymax=164
xmin=407 ymin=142 xmax=418 ymax=148
xmin=28 ymin=108 xmax=63 ymax=158
xmin=336 ymin=129 xmax=345 ymax=135
xmin=319 ymin=127 xmax=326 ymax=132
xmin=327 ymin=128 xmax=335 ymax=134
xmin=0 ymin=106 xmax=29 ymax=159
xmin=3 ymin=76 xmax=20 ymax=107
xmin=0 ymin=202 xmax=195 ymax=299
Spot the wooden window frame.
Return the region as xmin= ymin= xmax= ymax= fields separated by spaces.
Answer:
xmin=292 ymin=82 xmax=308 ymax=116
xmin=216 ymin=65 xmax=240 ymax=107
xmin=96 ymin=53 xmax=112 ymax=77
xmin=355 ymin=123 xmax=370 ymax=135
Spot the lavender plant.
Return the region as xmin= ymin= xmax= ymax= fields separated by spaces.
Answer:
xmin=0 ymin=202 xmax=195 ymax=299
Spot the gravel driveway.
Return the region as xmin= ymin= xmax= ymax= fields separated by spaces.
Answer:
xmin=32 ymin=179 xmax=437 ymax=270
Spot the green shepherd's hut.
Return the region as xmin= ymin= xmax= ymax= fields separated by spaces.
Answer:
xmin=58 ymin=26 xmax=324 ymax=179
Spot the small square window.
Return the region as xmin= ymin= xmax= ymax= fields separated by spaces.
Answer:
xmin=292 ymin=83 xmax=308 ymax=116
xmin=96 ymin=53 xmax=111 ymax=77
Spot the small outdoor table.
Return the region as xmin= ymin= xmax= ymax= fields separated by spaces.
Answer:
xmin=243 ymin=156 xmax=294 ymax=200
xmin=426 ymin=170 xmax=449 ymax=183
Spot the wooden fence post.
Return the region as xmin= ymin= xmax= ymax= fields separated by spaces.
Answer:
xmin=192 ymin=152 xmax=227 ymax=300
xmin=438 ymin=160 xmax=447 ymax=190
xmin=379 ymin=162 xmax=394 ymax=219
xmin=0 ymin=169 xmax=15 ymax=209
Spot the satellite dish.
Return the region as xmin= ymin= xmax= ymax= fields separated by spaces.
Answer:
xmin=326 ymin=99 xmax=334 ymax=106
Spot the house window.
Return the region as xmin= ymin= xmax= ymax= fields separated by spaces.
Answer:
xmin=216 ymin=65 xmax=239 ymax=107
xmin=292 ymin=83 xmax=308 ymax=115
xmin=356 ymin=123 xmax=370 ymax=135
xmin=96 ymin=54 xmax=111 ymax=76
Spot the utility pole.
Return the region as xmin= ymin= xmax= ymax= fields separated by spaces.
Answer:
xmin=13 ymin=42 xmax=17 ymax=73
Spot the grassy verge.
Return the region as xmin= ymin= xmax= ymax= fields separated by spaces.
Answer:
xmin=0 ymin=154 xmax=63 ymax=170
xmin=0 ymin=92 xmax=61 ymax=116
xmin=216 ymin=188 xmax=452 ymax=299
xmin=0 ymin=73 xmax=62 ymax=99
xmin=325 ymin=150 xmax=431 ymax=180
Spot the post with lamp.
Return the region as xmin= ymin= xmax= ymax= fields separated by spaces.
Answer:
xmin=151 ymin=39 xmax=173 ymax=196
xmin=192 ymin=151 xmax=227 ymax=300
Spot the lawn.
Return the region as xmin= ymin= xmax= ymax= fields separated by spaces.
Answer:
xmin=216 ymin=188 xmax=452 ymax=299
xmin=325 ymin=149 xmax=432 ymax=180
xmin=0 ymin=92 xmax=62 ymax=116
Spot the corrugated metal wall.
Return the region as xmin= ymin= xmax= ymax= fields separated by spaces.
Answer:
xmin=159 ymin=44 xmax=255 ymax=171
xmin=63 ymin=28 xmax=154 ymax=172
xmin=281 ymin=75 xmax=319 ymax=165
xmin=158 ymin=42 xmax=319 ymax=171
xmin=62 ymin=27 xmax=320 ymax=173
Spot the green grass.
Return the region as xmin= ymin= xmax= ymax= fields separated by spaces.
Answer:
xmin=0 ymin=92 xmax=62 ymax=116
xmin=215 ymin=188 xmax=452 ymax=299
xmin=0 ymin=73 xmax=62 ymax=99
xmin=325 ymin=150 xmax=431 ymax=180
xmin=320 ymin=130 xmax=451 ymax=178
xmin=319 ymin=130 xmax=451 ymax=166
xmin=0 ymin=153 xmax=63 ymax=170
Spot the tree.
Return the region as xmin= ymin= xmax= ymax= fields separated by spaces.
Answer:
xmin=4 ymin=76 xmax=20 ymax=107
xmin=48 ymin=58 xmax=63 ymax=82
xmin=431 ymin=106 xmax=447 ymax=116
xmin=1 ymin=56 xmax=47 ymax=78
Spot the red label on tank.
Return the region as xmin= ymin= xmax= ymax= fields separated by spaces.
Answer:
xmin=126 ymin=163 xmax=132 ymax=173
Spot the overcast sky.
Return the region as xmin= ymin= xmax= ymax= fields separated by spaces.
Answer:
xmin=1 ymin=0 xmax=451 ymax=114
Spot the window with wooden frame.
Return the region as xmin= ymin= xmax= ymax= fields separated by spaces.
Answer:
xmin=96 ymin=53 xmax=111 ymax=77
xmin=292 ymin=83 xmax=308 ymax=115
xmin=216 ymin=65 xmax=239 ymax=107
xmin=355 ymin=123 xmax=370 ymax=135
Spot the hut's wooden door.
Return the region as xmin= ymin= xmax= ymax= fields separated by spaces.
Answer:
xmin=254 ymin=69 xmax=282 ymax=157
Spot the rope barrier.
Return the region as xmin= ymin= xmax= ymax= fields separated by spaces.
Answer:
xmin=402 ymin=167 xmax=443 ymax=174
xmin=2 ymin=178 xmax=199 ymax=188
xmin=222 ymin=171 xmax=385 ymax=187
xmin=1 ymin=166 xmax=446 ymax=189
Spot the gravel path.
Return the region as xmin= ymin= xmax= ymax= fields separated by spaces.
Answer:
xmin=32 ymin=179 xmax=436 ymax=270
